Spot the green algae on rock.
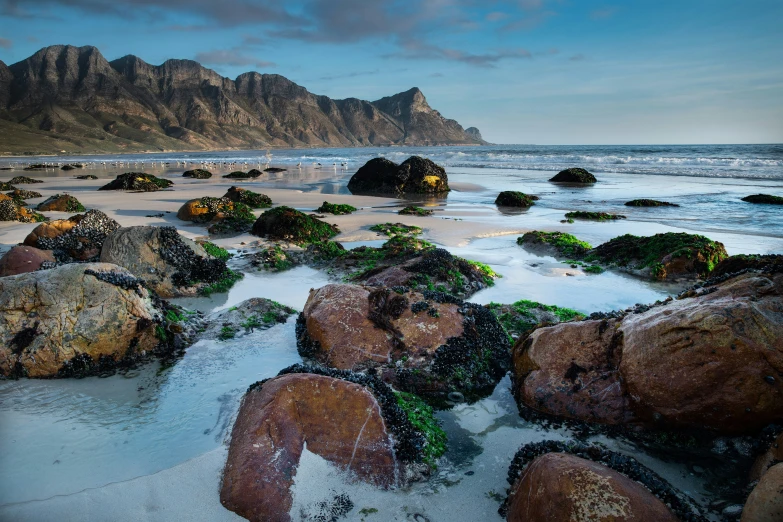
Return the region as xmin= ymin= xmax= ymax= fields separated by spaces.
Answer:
xmin=564 ymin=211 xmax=626 ymax=221
xmin=251 ymin=206 xmax=339 ymax=244
xmin=624 ymin=199 xmax=679 ymax=207
xmin=517 ymin=231 xmax=593 ymax=258
xmin=222 ymin=169 xmax=262 ymax=179
xmin=548 ymin=168 xmax=597 ymax=183
xmin=486 ymin=300 xmax=585 ymax=341
xmin=223 ymin=186 xmax=272 ymax=209
xmin=315 ymin=201 xmax=357 ymax=215
xmin=495 ymin=191 xmax=539 ymax=207
xmin=182 ymin=169 xmax=212 ymax=179
xmin=37 ymin=194 xmax=86 ymax=212
xmin=742 ymin=194 xmax=783 ymax=205
xmin=399 ymin=205 xmax=434 ymax=216
xmin=369 ymin=222 xmax=422 ymax=237
xmin=99 ymin=172 xmax=173 ymax=192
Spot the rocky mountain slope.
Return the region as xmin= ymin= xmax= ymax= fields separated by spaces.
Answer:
xmin=0 ymin=45 xmax=485 ymax=155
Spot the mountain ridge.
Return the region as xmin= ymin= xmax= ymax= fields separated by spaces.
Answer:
xmin=0 ymin=45 xmax=485 ymax=155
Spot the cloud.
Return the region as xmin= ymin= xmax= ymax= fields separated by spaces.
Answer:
xmin=501 ymin=10 xmax=556 ymax=31
xmin=319 ymin=69 xmax=379 ymax=81
xmin=388 ymin=39 xmax=532 ymax=67
xmin=485 ymin=11 xmax=508 ymax=22
xmin=0 ymin=37 xmax=12 ymax=49
xmin=429 ymin=72 xmax=444 ymax=77
xmin=569 ymin=53 xmax=587 ymax=61
xmin=590 ymin=7 xmax=617 ymax=20
xmin=194 ymin=49 xmax=275 ymax=69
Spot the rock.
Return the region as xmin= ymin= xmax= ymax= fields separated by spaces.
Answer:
xmin=0 ymin=263 xmax=161 ymax=378
xmin=221 ymin=365 xmax=445 ymax=521
xmin=36 ymin=194 xmax=86 ymax=212
xmin=24 ymin=209 xmax=120 ymax=262
xmin=0 ymin=195 xmax=47 ymax=223
xmin=517 ymin=231 xmax=593 ymax=258
xmin=220 ymin=373 xmax=396 ymax=521
xmin=549 ymin=168 xmax=597 ymax=183
xmin=564 ymin=211 xmax=626 ymax=221
xmin=199 ymin=298 xmax=296 ymax=341
xmin=100 ymin=226 xmax=240 ymax=297
xmin=742 ymin=194 xmax=783 ymax=205
xmin=0 ymin=182 xmax=18 ymax=191
xmin=98 ymin=172 xmax=173 ymax=191
xmin=222 ymin=169 xmax=262 ymax=179
xmin=297 ymin=284 xmax=510 ymax=402
xmin=712 ymin=254 xmax=783 ymax=278
xmin=741 ymin=463 xmax=783 ymax=522
xmin=495 ymin=191 xmax=539 ymax=207
xmin=750 ymin=432 xmax=783 ymax=482
xmin=75 ymin=174 xmax=98 ymax=180
xmin=399 ymin=205 xmax=433 ymax=216
xmin=223 ymin=186 xmax=272 ymax=209
xmin=625 ymin=199 xmax=679 ymax=207
xmin=6 ymin=189 xmax=42 ymax=200
xmin=182 ymin=169 xmax=212 ymax=179
xmin=9 ymin=176 xmax=44 ymax=184
xmin=587 ymin=232 xmax=728 ymax=280
xmin=177 ymin=197 xmax=256 ymax=234
xmin=505 ymin=453 xmax=678 ymax=522
xmin=465 ymin=127 xmax=483 ymax=141
xmin=315 ymin=201 xmax=356 ymax=215
xmin=512 ymin=272 xmax=783 ymax=434
xmin=60 ymin=164 xmax=83 ymax=170
xmin=347 ymin=156 xmax=449 ymax=195
xmin=251 ymin=206 xmax=339 ymax=245
xmin=264 ymin=167 xmax=286 ymax=173
xmin=0 ymin=246 xmax=55 ymax=277
xmin=487 ymin=300 xmax=585 ymax=341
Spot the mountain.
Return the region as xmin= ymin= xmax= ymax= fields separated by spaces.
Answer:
xmin=0 ymin=45 xmax=485 ymax=155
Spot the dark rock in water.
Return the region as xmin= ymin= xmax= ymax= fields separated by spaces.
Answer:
xmin=0 ymin=263 xmax=163 ymax=378
xmin=6 ymin=189 xmax=42 ymax=200
xmin=75 ymin=174 xmax=98 ymax=180
xmin=548 ymin=168 xmax=597 ymax=183
xmin=711 ymin=254 xmax=783 ymax=277
xmin=37 ymin=194 xmax=86 ymax=212
xmin=511 ymin=271 xmax=783 ymax=434
xmin=503 ymin=441 xmax=701 ymax=522
xmin=223 ymin=186 xmax=272 ymax=209
xmin=98 ymin=172 xmax=173 ymax=191
xmin=297 ymin=283 xmax=510 ymax=404
xmin=251 ymin=206 xmax=338 ymax=245
xmin=221 ymin=365 xmax=442 ymax=520
xmin=625 ymin=199 xmax=679 ymax=207
xmin=0 ymin=182 xmax=17 ymax=191
xmin=22 ymin=164 xmax=53 ymax=171
xmin=222 ymin=169 xmax=262 ymax=179
xmin=24 ymin=209 xmax=120 ymax=262
xmin=347 ymin=156 xmax=450 ymax=195
xmin=9 ymin=175 xmax=44 ymax=184
xmin=177 ymin=196 xmax=256 ymax=234
xmin=0 ymin=195 xmax=47 ymax=223
xmin=399 ymin=205 xmax=433 ymax=216
xmin=0 ymin=245 xmax=55 ymax=277
xmin=495 ymin=191 xmax=539 ymax=207
xmin=564 ymin=211 xmax=626 ymax=221
xmin=517 ymin=231 xmax=593 ymax=259
xmin=199 ymin=298 xmax=296 ymax=341
xmin=742 ymin=194 xmax=783 ymax=205
xmin=100 ymin=226 xmax=241 ymax=297
xmin=263 ymin=167 xmax=286 ymax=173
xmin=60 ymin=164 xmax=83 ymax=171
xmin=182 ymin=169 xmax=212 ymax=179
xmin=587 ymin=232 xmax=727 ymax=280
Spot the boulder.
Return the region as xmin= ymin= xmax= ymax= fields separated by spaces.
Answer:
xmin=98 ymin=172 xmax=173 ymax=191
xmin=9 ymin=176 xmax=44 ymax=184
xmin=625 ymin=199 xmax=679 ymax=207
xmin=223 ymin=186 xmax=272 ymax=209
xmin=741 ymin=463 xmax=783 ymax=522
xmin=222 ymin=169 xmax=262 ymax=179
xmin=6 ymin=189 xmax=42 ymax=200
xmin=75 ymin=174 xmax=98 ymax=180
xmin=399 ymin=205 xmax=433 ymax=216
xmin=0 ymin=246 xmax=55 ymax=276
xmin=251 ymin=206 xmax=338 ymax=245
xmin=506 ymin=453 xmax=678 ymax=522
xmin=199 ymin=298 xmax=296 ymax=341
xmin=220 ymin=372 xmax=399 ymax=522
xmin=512 ymin=272 xmax=783 ymax=434
xmin=517 ymin=231 xmax=593 ymax=259
xmin=177 ymin=197 xmax=256 ymax=233
xmin=0 ymin=182 xmax=17 ymax=191
xmin=564 ymin=211 xmax=626 ymax=221
xmin=495 ymin=191 xmax=539 ymax=207
xmin=742 ymin=194 xmax=783 ymax=205
xmin=0 ymin=195 xmax=46 ymax=223
xmin=347 ymin=156 xmax=449 ymax=195
xmin=548 ymin=168 xmax=597 ymax=183
xmin=750 ymin=432 xmax=783 ymax=482
xmin=0 ymin=263 xmax=161 ymax=378
xmin=23 ymin=209 xmax=120 ymax=262
xmin=297 ymin=284 xmax=510 ymax=402
xmin=712 ymin=254 xmax=783 ymax=278
xmin=60 ymin=164 xmax=83 ymax=171
xmin=182 ymin=169 xmax=212 ymax=179
xmin=100 ymin=226 xmax=237 ymax=297
xmin=36 ymin=194 xmax=86 ymax=212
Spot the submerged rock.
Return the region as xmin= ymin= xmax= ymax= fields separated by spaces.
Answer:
xmin=564 ymin=211 xmax=626 ymax=221
xmin=199 ymin=298 xmax=296 ymax=341
xmin=495 ymin=191 xmax=539 ymax=207
xmin=24 ymin=209 xmax=120 ymax=262
xmin=297 ymin=284 xmax=510 ymax=403
xmin=251 ymin=206 xmax=339 ymax=245
xmin=60 ymin=164 xmax=84 ymax=171
xmin=0 ymin=263 xmax=162 ymax=378
xmin=100 ymin=226 xmax=241 ymax=297
xmin=512 ymin=271 xmax=783 ymax=434
xmin=741 ymin=194 xmax=783 ymax=205
xmin=517 ymin=231 xmax=593 ymax=258
xmin=36 ymin=194 xmax=86 ymax=212
xmin=0 ymin=246 xmax=55 ymax=277
xmin=98 ymin=172 xmax=173 ymax=192
xmin=221 ymin=365 xmax=445 ymax=521
xmin=549 ymin=168 xmax=597 ymax=183
xmin=182 ymin=168 xmax=212 ymax=179
xmin=223 ymin=186 xmax=272 ymax=209
xmin=347 ymin=156 xmax=449 ymax=195
xmin=625 ymin=199 xmax=679 ymax=207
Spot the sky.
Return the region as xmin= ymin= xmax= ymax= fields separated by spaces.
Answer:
xmin=0 ymin=0 xmax=782 ymax=145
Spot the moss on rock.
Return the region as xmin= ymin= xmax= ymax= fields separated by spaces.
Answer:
xmin=495 ymin=191 xmax=539 ymax=207
xmin=549 ymin=168 xmax=597 ymax=183
xmin=564 ymin=211 xmax=626 ymax=221
xmin=316 ymin=201 xmax=357 ymax=215
xmin=517 ymin=231 xmax=593 ymax=258
xmin=251 ymin=206 xmax=339 ymax=244
xmin=37 ymin=194 xmax=86 ymax=212
xmin=224 ymin=186 xmax=272 ymax=209
xmin=625 ymin=199 xmax=679 ymax=207
xmin=99 ymin=172 xmax=173 ymax=192
xmin=399 ymin=205 xmax=434 ymax=216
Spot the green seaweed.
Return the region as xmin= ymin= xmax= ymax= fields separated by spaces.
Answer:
xmin=398 ymin=205 xmax=433 ymax=216
xmin=369 ymin=222 xmax=422 ymax=237
xmin=487 ymin=299 xmax=585 ymax=341
xmin=564 ymin=211 xmax=625 ymax=221
xmin=201 ymin=241 xmax=232 ymax=261
xmin=517 ymin=231 xmax=592 ymax=258
xmin=199 ymin=269 xmax=243 ymax=296
xmin=395 ymin=391 xmax=447 ymax=468
xmin=316 ymin=201 xmax=357 ymax=215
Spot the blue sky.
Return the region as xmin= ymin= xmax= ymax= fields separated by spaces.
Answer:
xmin=1 ymin=0 xmax=781 ymax=145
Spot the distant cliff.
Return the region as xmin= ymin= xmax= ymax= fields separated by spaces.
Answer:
xmin=0 ymin=45 xmax=485 ymax=155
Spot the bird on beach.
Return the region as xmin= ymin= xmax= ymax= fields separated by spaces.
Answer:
xmin=297 ymin=162 xmax=302 ymax=167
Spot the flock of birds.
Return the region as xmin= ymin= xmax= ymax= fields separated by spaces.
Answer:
xmin=0 ymin=157 xmax=351 ymax=171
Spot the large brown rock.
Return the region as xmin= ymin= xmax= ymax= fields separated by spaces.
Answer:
xmin=99 ymin=226 xmax=210 ymax=297
xmin=741 ymin=463 xmax=783 ymax=522
xmin=220 ymin=373 xmax=397 ymax=522
xmin=298 ymin=284 xmax=511 ymax=401
xmin=506 ymin=452 xmax=678 ymax=522
xmin=750 ymin=433 xmax=783 ymax=482
xmin=512 ymin=319 xmax=633 ymax=425
xmin=0 ymin=246 xmax=55 ymax=276
xmin=0 ymin=263 xmax=160 ymax=378
xmin=512 ymin=272 xmax=783 ymax=434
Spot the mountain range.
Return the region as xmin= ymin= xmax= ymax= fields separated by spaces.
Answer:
xmin=0 ymin=45 xmax=485 ymax=156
